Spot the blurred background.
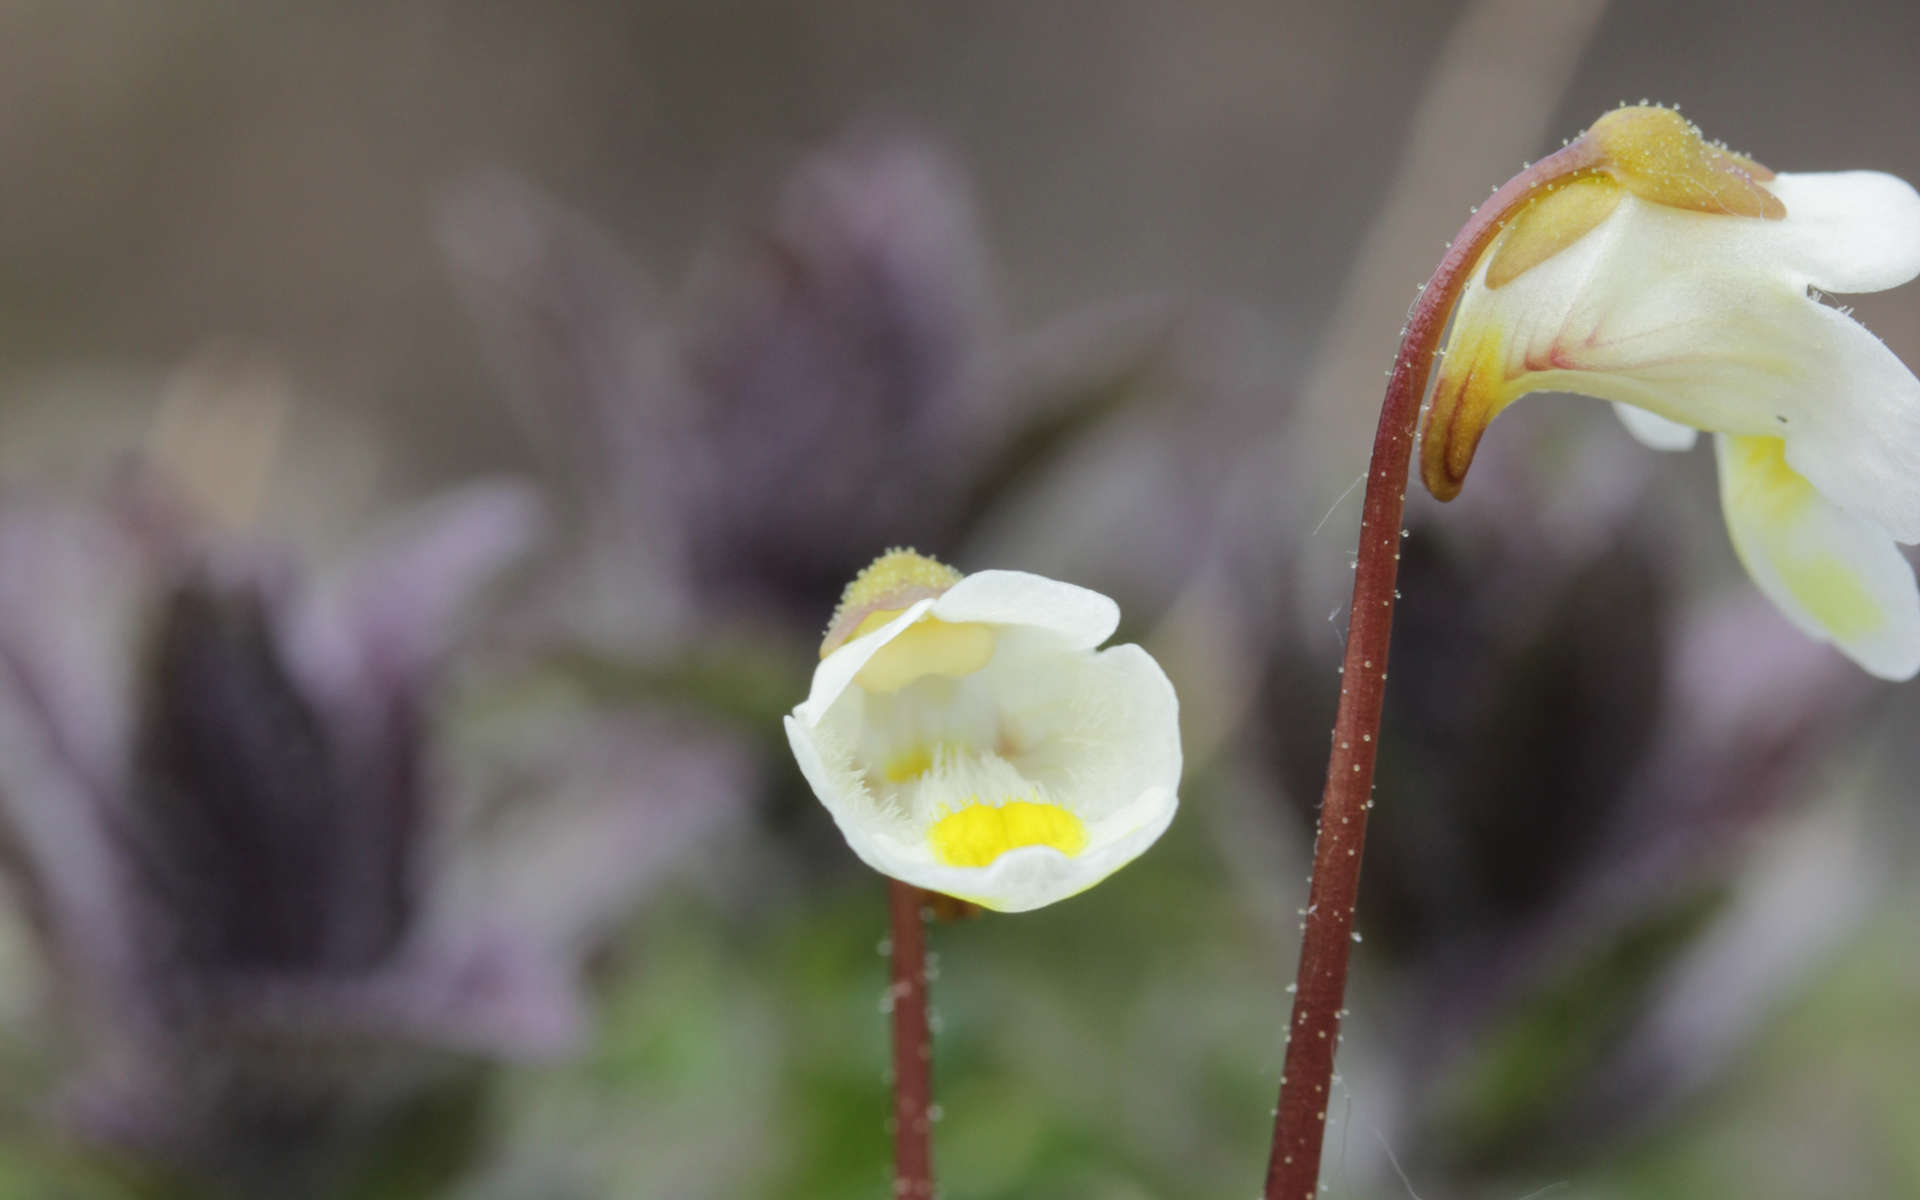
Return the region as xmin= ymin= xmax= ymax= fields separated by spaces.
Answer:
xmin=2 ymin=1 xmax=1919 ymax=1197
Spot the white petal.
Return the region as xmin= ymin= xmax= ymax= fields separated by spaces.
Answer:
xmin=929 ymin=569 xmax=1119 ymax=649
xmin=1775 ymin=303 xmax=1920 ymax=544
xmin=1715 ymin=434 xmax=1920 ymax=680
xmin=987 ymin=642 xmax=1182 ymax=821
xmin=1450 ymin=196 xmax=1920 ymax=541
xmin=896 ymin=790 xmax=1178 ymax=912
xmin=1765 ymin=171 xmax=1920 ymax=295
xmin=786 ymin=632 xmax=1181 ymax=911
xmin=786 ymin=709 xmax=924 ymax=880
xmin=784 ymin=714 xmax=851 ymax=825
xmin=1612 ymin=402 xmax=1699 ymax=452
xmin=792 ymin=598 xmax=935 ymax=726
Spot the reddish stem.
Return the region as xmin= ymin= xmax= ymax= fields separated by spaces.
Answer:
xmin=1262 ymin=141 xmax=1598 ymax=1200
xmin=888 ymin=880 xmax=935 ymax=1197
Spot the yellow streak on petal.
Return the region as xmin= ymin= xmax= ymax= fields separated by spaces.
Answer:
xmin=1485 ymin=174 xmax=1624 ymax=289
xmin=855 ymin=619 xmax=996 ymax=693
xmin=884 ymin=745 xmax=934 ymax=783
xmin=1787 ymin=558 xmax=1885 ymax=641
xmin=1722 ymin=437 xmax=1884 ymax=639
xmin=1722 ymin=435 xmax=1811 ymax=523
xmin=1420 ymin=322 xmax=1513 ymax=502
xmin=882 ymin=743 xmax=962 ymax=783
xmin=1587 ymin=105 xmax=1786 ymax=220
xmin=929 ymin=799 xmax=1088 ymax=868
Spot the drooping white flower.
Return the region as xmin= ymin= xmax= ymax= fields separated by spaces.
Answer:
xmin=784 ymin=550 xmax=1180 ymax=912
xmin=1420 ymin=105 xmax=1920 ymax=679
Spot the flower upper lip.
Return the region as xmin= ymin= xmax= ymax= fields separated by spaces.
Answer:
xmin=1411 ymin=106 xmax=1920 ymax=678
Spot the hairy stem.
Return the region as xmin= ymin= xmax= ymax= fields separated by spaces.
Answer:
xmin=888 ymin=880 xmax=935 ymax=1196
xmin=1262 ymin=141 xmax=1597 ymax=1200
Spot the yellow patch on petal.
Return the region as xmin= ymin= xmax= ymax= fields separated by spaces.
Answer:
xmin=929 ymin=800 xmax=1088 ymax=868
xmin=1485 ymin=173 xmax=1624 ymax=288
xmin=1587 ymin=105 xmax=1786 ymax=221
xmin=1784 ymin=557 xmax=1885 ymax=641
xmin=1420 ymin=322 xmax=1514 ymax=502
xmin=855 ymin=618 xmax=996 ymax=693
xmin=882 ymin=742 xmax=963 ymax=783
xmin=1721 ymin=437 xmax=1884 ymax=638
xmin=1721 ymin=435 xmax=1812 ymax=523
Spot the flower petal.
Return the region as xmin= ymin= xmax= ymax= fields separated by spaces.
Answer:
xmin=1765 ymin=171 xmax=1920 ymax=295
xmin=783 ymin=712 xmax=856 ymax=832
xmin=1774 ymin=302 xmax=1920 ymax=544
xmin=1612 ymin=402 xmax=1698 ymax=452
xmin=928 ymin=569 xmax=1120 ymax=648
xmin=786 ymin=639 xmax=1181 ymax=911
xmin=792 ymin=598 xmax=935 ymax=726
xmin=824 ymin=780 xmax=1180 ymax=914
xmin=983 ymin=641 xmax=1182 ymax=821
xmin=902 ymin=789 xmax=1177 ymax=912
xmin=1715 ymin=434 xmax=1920 ymax=680
xmin=1428 ymin=194 xmax=1920 ymax=541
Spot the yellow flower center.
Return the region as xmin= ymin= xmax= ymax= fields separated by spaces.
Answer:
xmin=928 ymin=799 xmax=1089 ymax=868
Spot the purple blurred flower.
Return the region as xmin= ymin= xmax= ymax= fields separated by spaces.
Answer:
xmin=438 ymin=130 xmax=1189 ymax=653
xmin=0 ymin=473 xmax=741 ymax=1188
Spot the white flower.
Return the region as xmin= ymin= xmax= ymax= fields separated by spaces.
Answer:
xmin=1421 ymin=105 xmax=1920 ymax=679
xmin=784 ymin=550 xmax=1181 ymax=912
